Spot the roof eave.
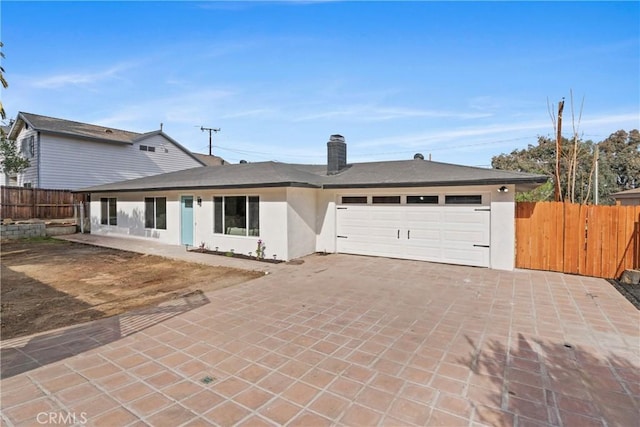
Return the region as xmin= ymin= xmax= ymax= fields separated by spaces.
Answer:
xmin=75 ymin=181 xmax=321 ymax=193
xmin=322 ymin=177 xmax=549 ymax=190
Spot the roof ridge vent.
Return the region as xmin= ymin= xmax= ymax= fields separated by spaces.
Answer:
xmin=105 ymin=129 xmax=113 ymax=134
xmin=414 ymin=153 xmax=424 ymax=160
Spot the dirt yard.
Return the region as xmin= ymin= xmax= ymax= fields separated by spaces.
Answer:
xmin=0 ymin=239 xmax=263 ymax=340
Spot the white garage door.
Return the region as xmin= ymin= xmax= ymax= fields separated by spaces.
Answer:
xmin=336 ymin=200 xmax=490 ymax=267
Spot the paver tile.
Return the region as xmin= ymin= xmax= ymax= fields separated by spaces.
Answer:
xmin=259 ymin=397 xmax=303 ymax=425
xmin=387 ymin=397 xmax=431 ymax=425
xmin=233 ymin=386 xmax=274 ymax=410
xmin=282 ymin=381 xmax=322 ymax=406
xmin=287 ymin=410 xmax=333 ymax=427
xmin=308 ymin=392 xmax=350 ymax=420
xmin=92 ymin=407 xmax=139 ymax=427
xmin=204 ymin=400 xmax=250 ymax=426
xmin=180 ymin=390 xmax=225 ymax=415
xmin=128 ymin=392 xmax=172 ymax=417
xmin=3 ymin=243 xmax=638 ymax=427
xmin=146 ymin=404 xmax=198 ymax=427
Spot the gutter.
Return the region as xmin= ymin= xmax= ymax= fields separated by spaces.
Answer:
xmin=73 ymin=181 xmax=322 ymax=194
xmin=37 ymin=131 xmax=41 ymax=187
xmin=321 ymin=176 xmax=549 ymax=189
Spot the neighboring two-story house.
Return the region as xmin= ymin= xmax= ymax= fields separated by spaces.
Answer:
xmin=5 ymin=112 xmax=206 ymax=190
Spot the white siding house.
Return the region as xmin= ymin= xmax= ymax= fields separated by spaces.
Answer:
xmin=82 ymin=135 xmax=547 ymax=271
xmin=7 ymin=112 xmax=206 ymax=190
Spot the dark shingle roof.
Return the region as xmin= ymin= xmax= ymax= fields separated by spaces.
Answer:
xmin=320 ymin=159 xmax=548 ymax=188
xmin=78 ymin=159 xmax=548 ymax=193
xmin=192 ymin=153 xmax=227 ymax=166
xmin=79 ymin=162 xmax=326 ymax=192
xmin=10 ymin=112 xmax=141 ymax=144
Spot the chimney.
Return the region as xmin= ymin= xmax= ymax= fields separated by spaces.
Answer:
xmin=327 ymin=134 xmax=347 ymax=175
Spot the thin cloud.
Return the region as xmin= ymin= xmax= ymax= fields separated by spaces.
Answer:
xmin=31 ymin=63 xmax=137 ymax=89
xmin=294 ymin=105 xmax=491 ymax=122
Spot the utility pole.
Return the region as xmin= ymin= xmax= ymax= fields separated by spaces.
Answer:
xmin=200 ymin=126 xmax=220 ymax=156
xmin=555 ymin=98 xmax=564 ymax=202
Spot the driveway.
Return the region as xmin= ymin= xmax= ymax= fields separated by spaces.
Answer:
xmin=1 ymin=237 xmax=638 ymax=426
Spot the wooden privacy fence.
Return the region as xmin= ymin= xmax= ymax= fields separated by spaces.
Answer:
xmin=0 ymin=186 xmax=88 ymax=220
xmin=516 ymin=201 xmax=640 ymax=279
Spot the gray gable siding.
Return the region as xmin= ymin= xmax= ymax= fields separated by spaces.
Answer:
xmin=39 ymin=133 xmax=203 ymax=190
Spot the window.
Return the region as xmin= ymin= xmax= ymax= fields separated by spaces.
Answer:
xmin=139 ymin=145 xmax=148 ymax=151
xmin=148 ymin=146 xmax=156 ymax=152
xmin=372 ymin=196 xmax=401 ymax=204
xmin=214 ymin=197 xmax=223 ymax=233
xmin=100 ymin=198 xmax=117 ymax=225
xmin=144 ymin=197 xmax=166 ymax=229
xmin=213 ymin=196 xmax=260 ymax=236
xmin=21 ymin=136 xmax=34 ymax=158
xmin=248 ymin=196 xmax=259 ymax=236
xmin=445 ymin=195 xmax=483 ymax=205
xmin=341 ymin=196 xmax=367 ymax=204
xmin=407 ymin=195 xmax=439 ymax=204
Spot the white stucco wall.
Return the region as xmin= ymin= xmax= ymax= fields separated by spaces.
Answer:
xmin=489 ymin=184 xmax=516 ymax=270
xmin=90 ymin=187 xmax=293 ymax=261
xmin=192 ymin=188 xmax=289 ymax=260
xmin=286 ymin=187 xmax=318 ymax=260
xmin=90 ymin=191 xmax=180 ymax=243
xmin=90 ymin=183 xmax=517 ymax=269
xmin=315 ymin=190 xmax=337 ymax=254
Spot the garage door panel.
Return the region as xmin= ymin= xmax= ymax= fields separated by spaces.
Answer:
xmin=442 ymin=230 xmax=487 ymax=243
xmin=336 ymin=203 xmax=490 ymax=268
xmin=442 ymin=248 xmax=489 ymax=267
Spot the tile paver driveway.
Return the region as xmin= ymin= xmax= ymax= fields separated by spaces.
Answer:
xmin=1 ymin=245 xmax=638 ymax=426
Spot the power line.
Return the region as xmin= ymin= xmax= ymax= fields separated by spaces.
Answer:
xmin=209 ymin=135 xmax=541 ymax=162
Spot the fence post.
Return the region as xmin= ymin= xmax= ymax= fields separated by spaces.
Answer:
xmin=31 ymin=187 xmax=37 ymax=219
xmin=80 ymin=203 xmax=85 ymax=234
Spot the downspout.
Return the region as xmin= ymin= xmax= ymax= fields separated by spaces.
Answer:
xmin=36 ymin=131 xmax=41 ymax=188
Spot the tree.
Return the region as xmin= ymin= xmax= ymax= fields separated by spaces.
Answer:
xmin=492 ymin=130 xmax=639 ymax=205
xmin=0 ymin=41 xmax=29 ymax=177
xmin=0 ymin=137 xmax=30 ymax=176
xmin=598 ymin=129 xmax=640 ymax=190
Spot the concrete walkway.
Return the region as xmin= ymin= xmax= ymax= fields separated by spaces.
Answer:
xmin=1 ymin=235 xmax=638 ymax=426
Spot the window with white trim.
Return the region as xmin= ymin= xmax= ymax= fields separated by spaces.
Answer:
xmin=100 ymin=198 xmax=117 ymax=225
xmin=213 ymin=196 xmax=260 ymax=236
xmin=145 ymin=197 xmax=166 ymax=229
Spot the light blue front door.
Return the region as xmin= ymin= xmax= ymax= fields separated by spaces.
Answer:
xmin=180 ymin=196 xmax=194 ymax=246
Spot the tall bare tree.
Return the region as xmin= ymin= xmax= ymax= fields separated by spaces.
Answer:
xmin=0 ymin=41 xmax=7 ymax=120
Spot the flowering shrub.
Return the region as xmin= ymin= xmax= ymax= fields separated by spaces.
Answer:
xmin=256 ymin=240 xmax=266 ymax=259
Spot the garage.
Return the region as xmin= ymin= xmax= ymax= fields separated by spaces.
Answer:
xmin=335 ymin=194 xmax=491 ymax=267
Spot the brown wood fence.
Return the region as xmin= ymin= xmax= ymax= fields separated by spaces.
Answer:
xmin=0 ymin=186 xmax=88 ymax=220
xmin=516 ymin=201 xmax=640 ymax=279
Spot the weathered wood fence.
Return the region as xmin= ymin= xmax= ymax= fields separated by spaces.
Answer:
xmin=516 ymin=202 xmax=640 ymax=279
xmin=0 ymin=186 xmax=88 ymax=220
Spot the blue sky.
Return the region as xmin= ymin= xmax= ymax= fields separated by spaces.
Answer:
xmin=2 ymin=1 xmax=639 ymax=166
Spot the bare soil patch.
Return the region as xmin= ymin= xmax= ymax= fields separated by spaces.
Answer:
xmin=0 ymin=239 xmax=263 ymax=340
